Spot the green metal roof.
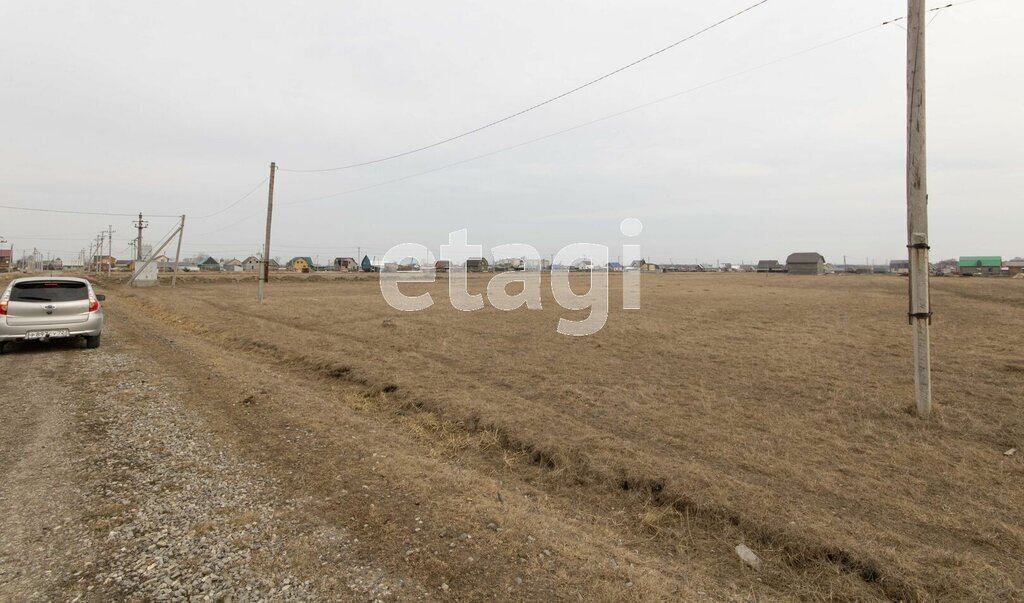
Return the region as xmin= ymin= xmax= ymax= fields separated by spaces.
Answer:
xmin=958 ymin=256 xmax=1001 ymax=267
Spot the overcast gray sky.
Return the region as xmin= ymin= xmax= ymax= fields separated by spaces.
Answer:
xmin=1 ymin=0 xmax=1021 ymax=265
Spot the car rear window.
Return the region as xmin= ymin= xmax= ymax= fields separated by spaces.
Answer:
xmin=10 ymin=281 xmax=89 ymax=302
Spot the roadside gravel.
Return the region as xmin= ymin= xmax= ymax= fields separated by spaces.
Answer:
xmin=0 ymin=337 xmax=417 ymax=601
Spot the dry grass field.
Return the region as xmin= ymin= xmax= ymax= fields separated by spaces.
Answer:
xmin=6 ymin=271 xmax=1021 ymax=600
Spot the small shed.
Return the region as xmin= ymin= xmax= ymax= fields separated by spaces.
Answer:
xmin=1006 ymin=260 xmax=1024 ymax=276
xmin=786 ymin=253 xmax=826 ymax=275
xmin=959 ymin=256 xmax=1001 ymax=276
xmin=435 ymin=260 xmax=450 ymax=273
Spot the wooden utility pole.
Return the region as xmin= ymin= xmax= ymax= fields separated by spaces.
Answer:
xmin=260 ymin=162 xmax=277 ymax=303
xmin=171 ymin=215 xmax=185 ymax=288
xmin=907 ymin=0 xmax=932 ymax=419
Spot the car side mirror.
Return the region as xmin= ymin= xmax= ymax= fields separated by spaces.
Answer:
xmin=96 ymin=294 xmax=106 ymax=301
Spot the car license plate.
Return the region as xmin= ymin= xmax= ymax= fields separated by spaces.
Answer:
xmin=26 ymin=329 xmax=71 ymax=340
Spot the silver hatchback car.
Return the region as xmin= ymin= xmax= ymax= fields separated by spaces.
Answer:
xmin=0 ymin=277 xmax=105 ymax=353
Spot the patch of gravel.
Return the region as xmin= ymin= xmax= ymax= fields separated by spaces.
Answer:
xmin=68 ymin=350 xmax=409 ymax=601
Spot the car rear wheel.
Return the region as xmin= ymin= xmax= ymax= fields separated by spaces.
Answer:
xmin=0 ymin=342 xmax=6 ymax=354
xmin=85 ymin=335 xmax=101 ymax=349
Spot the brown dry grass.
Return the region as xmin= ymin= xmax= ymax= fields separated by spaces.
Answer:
xmin=59 ymin=271 xmax=1024 ymax=599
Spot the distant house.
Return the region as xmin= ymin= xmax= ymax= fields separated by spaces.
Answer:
xmin=661 ymin=264 xmax=701 ymax=273
xmin=1006 ymin=260 xmax=1024 ymax=276
xmin=521 ymin=259 xmax=551 ymax=272
xmin=0 ymin=249 xmax=12 ymax=272
xmin=494 ymin=258 xmax=524 ymax=272
xmin=465 ymin=258 xmax=490 ymax=272
xmin=739 ymin=264 xmax=757 ymax=272
xmin=629 ymin=259 xmax=659 ymax=272
xmin=756 ymin=260 xmax=784 ymax=273
xmin=890 ymin=259 xmax=910 ymax=275
xmin=435 ymin=260 xmax=450 ymax=273
xmin=157 ymin=259 xmax=189 ymax=272
xmin=608 ymin=262 xmax=623 ymax=272
xmin=288 ymin=257 xmax=314 ymax=273
xmin=959 ymin=256 xmax=1001 ymax=276
xmin=222 ymin=258 xmax=243 ymax=272
xmin=334 ymin=257 xmax=358 ymax=271
xmin=242 ymin=256 xmax=261 ymax=272
xmin=360 ymin=255 xmax=379 ymax=272
xmin=396 ymin=258 xmax=420 ymax=271
xmin=152 ymin=254 xmax=171 ymax=264
xmin=786 ymin=253 xmax=826 ymax=275
xmin=115 ymin=259 xmax=133 ymax=271
xmin=570 ymin=259 xmax=592 ymax=271
xmin=198 ymin=256 xmax=221 ymax=271
xmin=92 ymin=255 xmax=116 ymax=271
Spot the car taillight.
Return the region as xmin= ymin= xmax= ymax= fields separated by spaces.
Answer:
xmin=0 ymin=300 xmax=6 ymax=315
xmin=88 ymin=297 xmax=100 ymax=312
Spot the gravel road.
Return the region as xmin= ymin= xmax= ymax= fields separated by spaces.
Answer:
xmin=0 ymin=330 xmax=416 ymax=601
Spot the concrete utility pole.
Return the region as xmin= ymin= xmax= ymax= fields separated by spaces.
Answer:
xmin=107 ymin=225 xmax=115 ymax=274
xmin=260 ymin=162 xmax=277 ymax=303
xmin=171 ymin=215 xmax=185 ymax=288
xmin=95 ymin=234 xmax=105 ymax=272
xmin=906 ymin=0 xmax=932 ymax=419
xmin=128 ymin=215 xmax=185 ymax=288
xmin=133 ymin=213 xmax=149 ymax=261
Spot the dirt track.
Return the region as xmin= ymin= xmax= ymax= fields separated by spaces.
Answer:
xmin=0 ymin=318 xmax=421 ymax=601
xmin=1 ymin=272 xmax=1022 ymax=601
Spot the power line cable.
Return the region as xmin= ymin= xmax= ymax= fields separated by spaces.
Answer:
xmin=283 ymin=0 xmax=984 ymax=207
xmin=193 ymin=213 xmax=262 ymax=238
xmin=1 ymin=176 xmax=267 ymax=222
xmin=281 ymin=21 xmax=886 ymax=207
xmin=278 ymin=0 xmax=771 ymax=173
xmin=882 ymin=0 xmax=977 ymax=25
xmin=0 ymin=205 xmax=180 ymax=218
xmin=190 ymin=176 xmax=269 ymax=219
